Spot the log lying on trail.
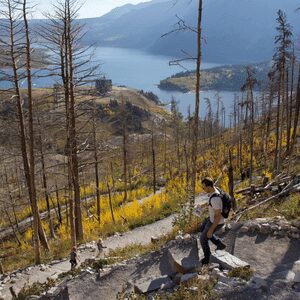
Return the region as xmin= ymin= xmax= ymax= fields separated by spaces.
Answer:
xmin=234 ymin=181 xmax=300 ymax=222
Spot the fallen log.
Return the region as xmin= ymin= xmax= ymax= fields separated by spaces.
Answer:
xmin=234 ymin=181 xmax=300 ymax=222
xmin=235 ymin=174 xmax=299 ymax=196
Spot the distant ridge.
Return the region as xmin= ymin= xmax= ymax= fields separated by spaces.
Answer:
xmin=80 ymin=0 xmax=299 ymax=64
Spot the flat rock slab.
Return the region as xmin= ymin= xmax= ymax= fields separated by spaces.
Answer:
xmin=167 ymin=238 xmax=199 ymax=274
xmin=134 ymin=275 xmax=174 ymax=294
xmin=234 ymin=234 xmax=300 ymax=277
xmin=211 ymin=250 xmax=249 ymax=270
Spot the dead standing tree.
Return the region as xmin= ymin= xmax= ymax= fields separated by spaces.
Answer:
xmin=39 ymin=0 xmax=98 ymax=243
xmin=0 ymin=0 xmax=49 ymax=263
xmin=270 ymin=10 xmax=292 ymax=173
xmin=241 ymin=67 xmax=258 ymax=184
xmin=161 ymin=0 xmax=204 ymax=213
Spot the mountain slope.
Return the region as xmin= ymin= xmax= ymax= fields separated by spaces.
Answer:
xmin=81 ymin=0 xmax=300 ymax=63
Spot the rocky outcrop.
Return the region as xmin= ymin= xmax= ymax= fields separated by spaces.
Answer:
xmin=240 ymin=217 xmax=300 ymax=239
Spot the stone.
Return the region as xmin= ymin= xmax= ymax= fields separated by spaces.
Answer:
xmin=188 ymin=286 xmax=198 ymax=293
xmin=175 ymin=235 xmax=184 ymax=242
xmin=278 ymin=221 xmax=290 ymax=230
xmin=255 ymin=218 xmax=271 ymax=223
xmin=270 ymin=270 xmax=295 ymax=281
xmin=183 ymin=234 xmax=191 ymax=240
xmin=274 ymin=230 xmax=286 ymax=237
xmin=167 ymin=238 xmax=199 ymax=274
xmin=180 ymin=273 xmax=198 ymax=283
xmin=240 ymin=226 xmax=249 ymax=233
xmin=50 ymin=260 xmax=62 ymax=265
xmin=134 ymin=275 xmax=173 ymax=294
xmin=260 ymin=223 xmax=271 ymax=234
xmin=293 ymin=282 xmax=300 ymax=292
xmin=291 ymin=220 xmax=300 ymax=229
xmin=290 ymin=226 xmax=299 ymax=233
xmin=208 ymin=263 xmax=220 ymax=271
xmin=211 ymin=251 xmax=250 ymax=270
xmin=197 ymin=274 xmax=210 ymax=282
xmin=249 ymin=276 xmax=268 ymax=291
xmin=270 ymin=224 xmax=279 ymax=232
xmin=292 ymin=261 xmax=300 ymax=283
xmin=40 ymin=286 xmax=69 ymax=300
xmin=214 ymin=281 xmax=230 ymax=292
xmin=291 ymin=233 xmax=300 ymax=239
xmin=218 ymin=274 xmax=243 ymax=286
xmin=173 ymin=273 xmax=183 ymax=284
xmin=249 ymin=223 xmax=261 ymax=232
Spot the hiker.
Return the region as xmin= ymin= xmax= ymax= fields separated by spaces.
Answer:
xmin=200 ymin=177 xmax=228 ymax=265
xmin=70 ymin=246 xmax=79 ymax=270
xmin=97 ymin=238 xmax=106 ymax=257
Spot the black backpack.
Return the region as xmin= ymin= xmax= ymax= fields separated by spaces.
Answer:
xmin=209 ymin=188 xmax=232 ymax=218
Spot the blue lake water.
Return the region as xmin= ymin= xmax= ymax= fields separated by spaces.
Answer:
xmin=0 ymin=47 xmax=241 ymax=117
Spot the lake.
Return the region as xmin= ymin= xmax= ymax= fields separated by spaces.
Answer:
xmin=0 ymin=47 xmax=239 ymax=117
xmin=92 ymin=47 xmax=238 ymax=118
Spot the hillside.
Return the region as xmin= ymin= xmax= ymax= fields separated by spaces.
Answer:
xmin=79 ymin=0 xmax=300 ymax=64
xmin=158 ymin=62 xmax=271 ymax=92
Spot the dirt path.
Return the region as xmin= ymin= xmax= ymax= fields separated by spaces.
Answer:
xmin=0 ymin=194 xmax=207 ymax=299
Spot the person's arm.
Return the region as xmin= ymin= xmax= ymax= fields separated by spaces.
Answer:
xmin=207 ymin=196 xmax=222 ymax=238
xmin=207 ymin=209 xmax=222 ymax=238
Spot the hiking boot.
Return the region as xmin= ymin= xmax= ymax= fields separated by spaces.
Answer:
xmin=216 ymin=242 xmax=226 ymax=251
xmin=201 ymin=257 xmax=210 ymax=265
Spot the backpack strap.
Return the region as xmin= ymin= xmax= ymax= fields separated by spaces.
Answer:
xmin=209 ymin=192 xmax=220 ymax=206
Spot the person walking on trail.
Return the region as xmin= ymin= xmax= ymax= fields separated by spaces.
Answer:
xmin=70 ymin=246 xmax=79 ymax=270
xmin=97 ymin=238 xmax=107 ymax=257
xmin=200 ymin=177 xmax=227 ymax=265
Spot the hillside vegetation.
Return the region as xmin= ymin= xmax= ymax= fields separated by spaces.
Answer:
xmin=158 ymin=63 xmax=270 ymax=92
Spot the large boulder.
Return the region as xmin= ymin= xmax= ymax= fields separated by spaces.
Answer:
xmin=167 ymin=238 xmax=200 ymax=274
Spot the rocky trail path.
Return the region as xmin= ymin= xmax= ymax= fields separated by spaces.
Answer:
xmin=53 ymin=218 xmax=300 ymax=300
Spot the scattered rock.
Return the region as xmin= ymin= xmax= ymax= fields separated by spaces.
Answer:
xmin=260 ymin=223 xmax=271 ymax=234
xmin=292 ymin=282 xmax=300 ymax=292
xmin=240 ymin=226 xmax=249 ymax=233
xmin=180 ymin=273 xmax=198 ymax=284
xmin=293 ymin=261 xmax=300 ymax=283
xmin=211 ymin=251 xmax=250 ymax=270
xmin=173 ymin=273 xmax=183 ymax=285
xmin=134 ymin=275 xmax=173 ymax=294
xmin=291 ymin=233 xmax=300 ymax=239
xmin=214 ymin=281 xmax=230 ymax=292
xmin=291 ymin=220 xmax=300 ymax=229
xmin=197 ymin=274 xmax=210 ymax=282
xmin=183 ymin=234 xmax=191 ymax=240
xmin=175 ymin=235 xmax=184 ymax=242
xmin=188 ymin=286 xmax=198 ymax=294
xmin=249 ymin=276 xmax=268 ymax=291
xmin=40 ymin=286 xmax=69 ymax=300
